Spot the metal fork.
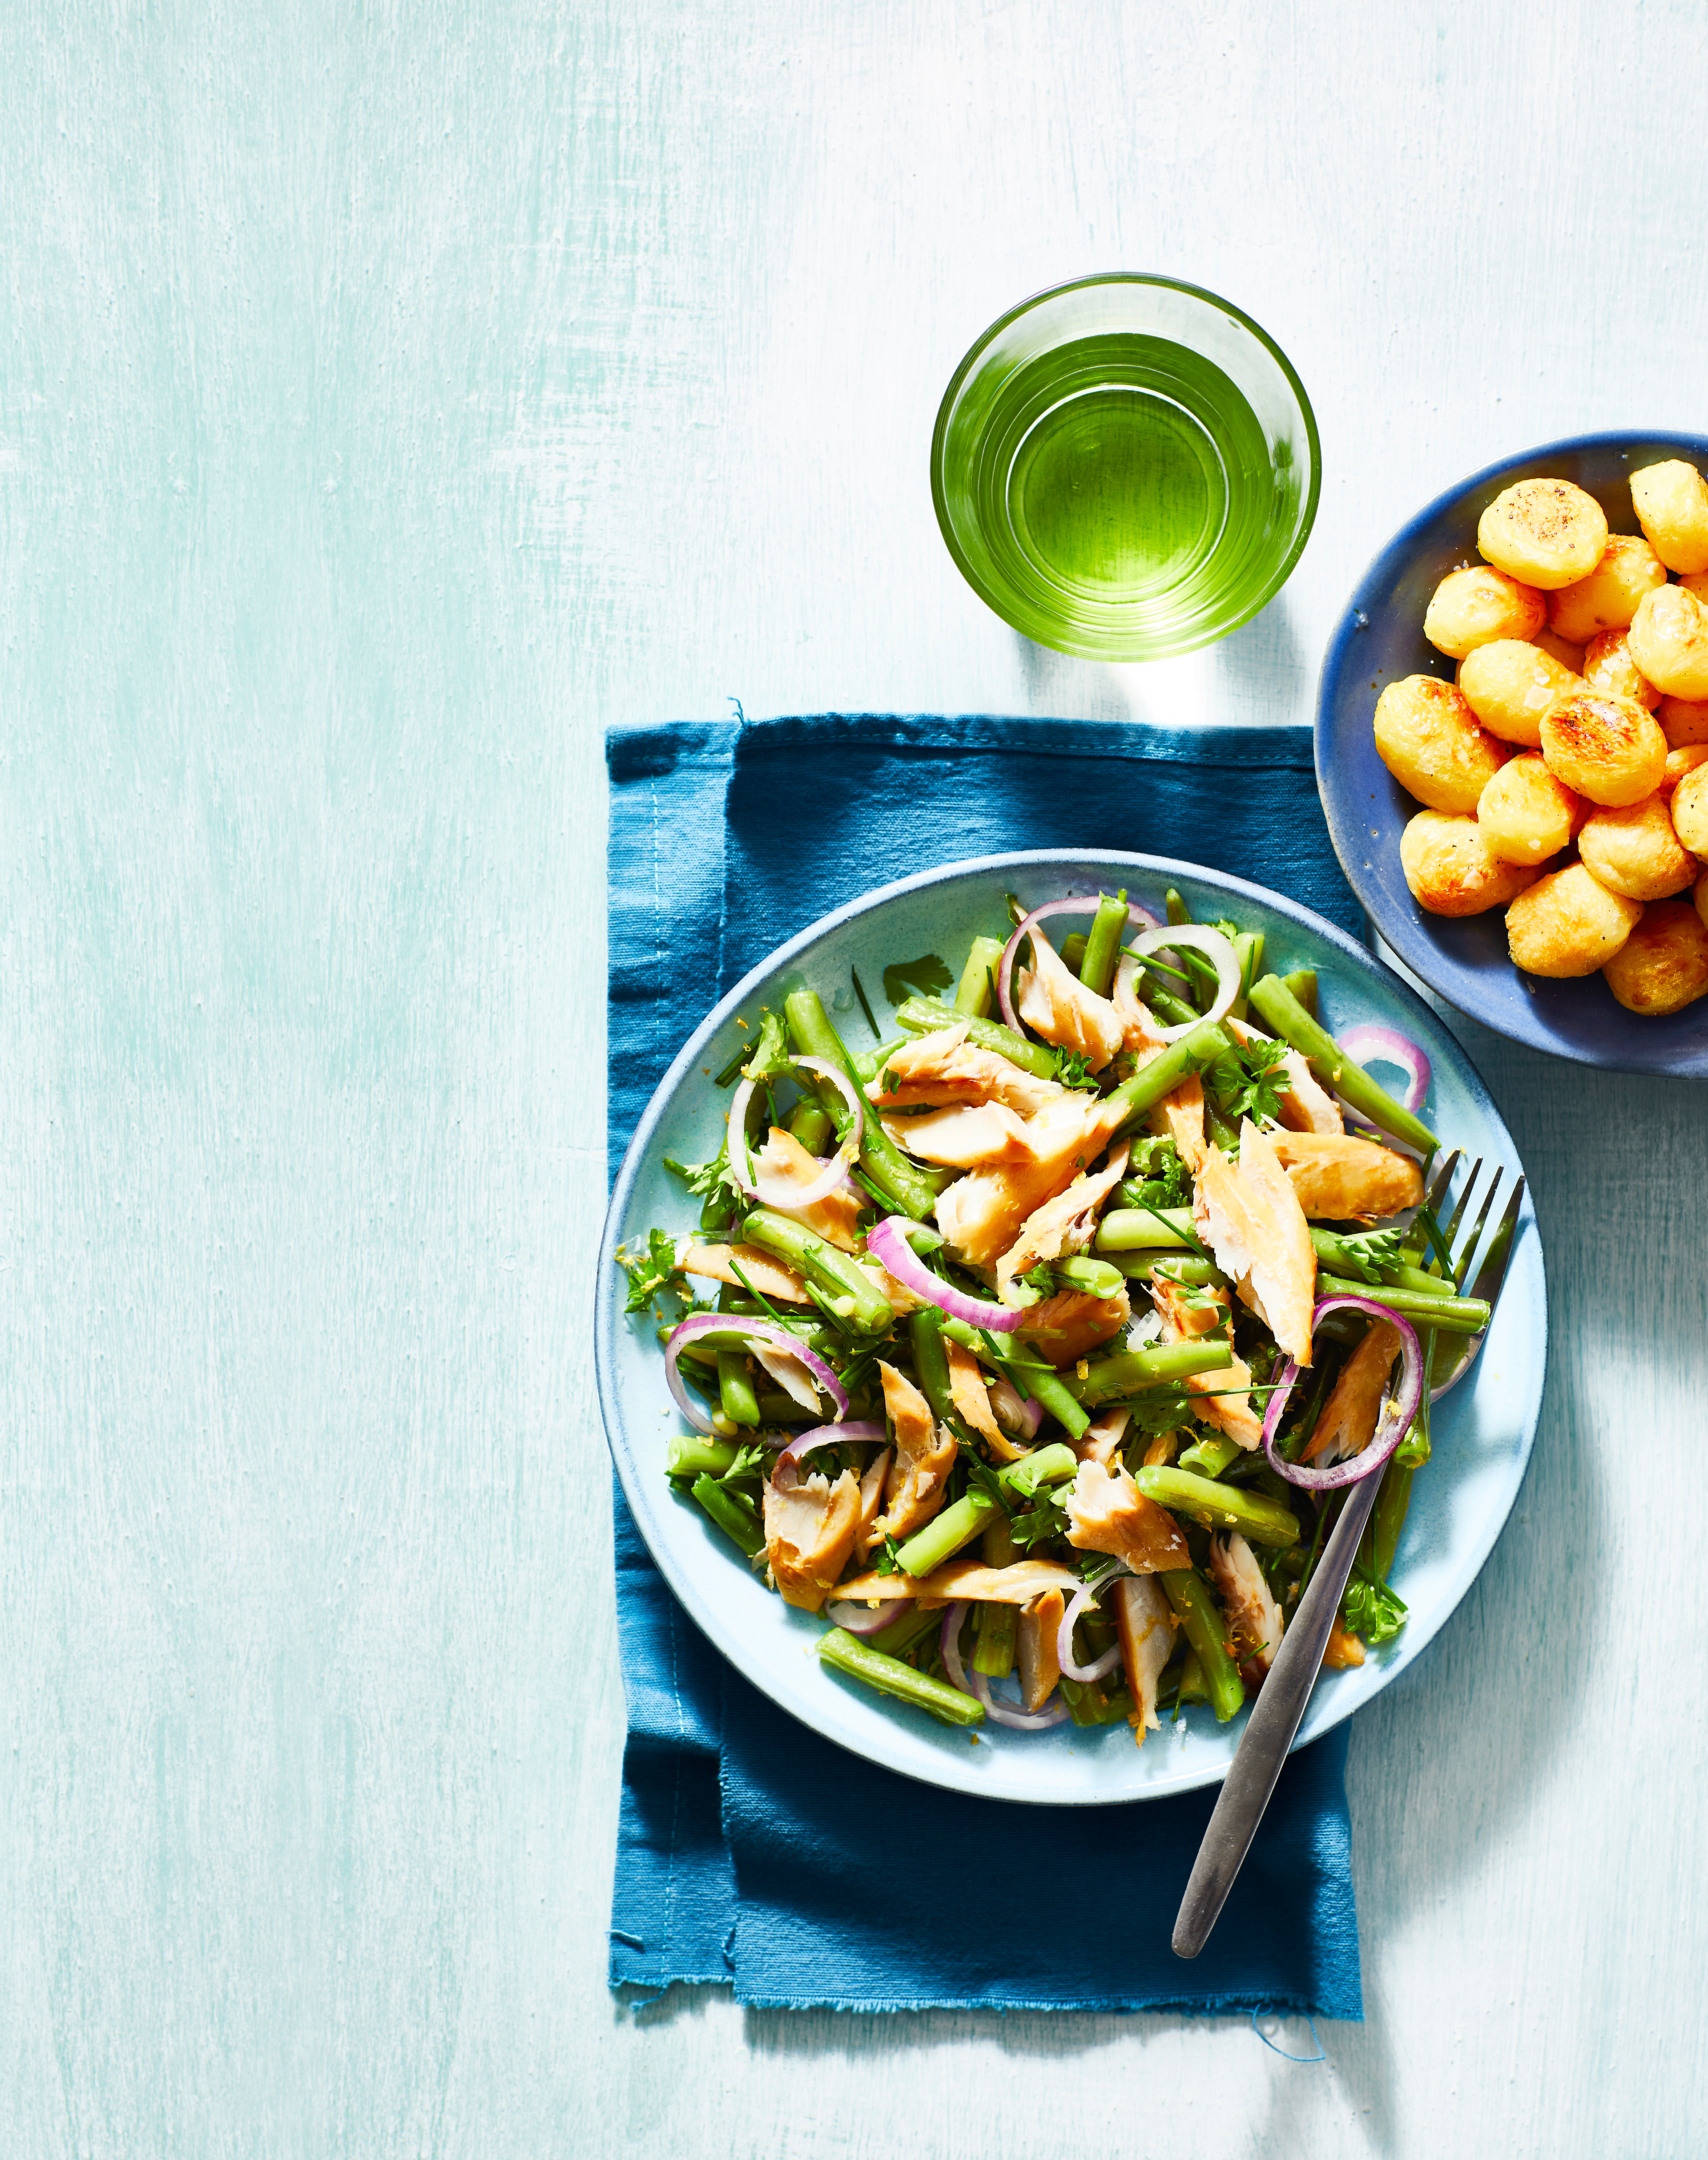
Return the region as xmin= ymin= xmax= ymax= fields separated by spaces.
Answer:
xmin=1171 ymin=1154 xmax=1526 ymax=1961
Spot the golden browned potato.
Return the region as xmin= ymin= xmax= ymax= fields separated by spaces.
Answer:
xmin=1506 ymin=864 xmax=1642 ymax=977
xmin=1477 ymin=478 xmax=1607 ymax=589
xmin=1399 ymin=812 xmax=1536 ymax=915
xmin=1629 ymin=460 xmax=1708 ymax=576
xmin=1682 ymin=571 xmax=1708 ymax=604
xmin=1476 ymin=755 xmax=1577 ymax=866
xmin=1602 ymin=899 xmax=1708 ymax=1015
xmin=1699 ymin=868 xmax=1708 ymax=936
xmin=1423 ymin=567 xmax=1545 ymax=658
xmin=1539 ymin=690 xmax=1668 ymax=807
xmin=1373 ymin=675 xmax=1508 ymax=811
xmin=1456 ymin=639 xmax=1581 ymax=747
xmin=1661 ymin=744 xmax=1708 ymax=795
xmin=1576 ymin=794 xmax=1696 ymax=900
xmin=1659 ymin=696 xmax=1708 ymax=747
xmin=1545 ymin=533 xmax=1668 ymax=644
xmin=1580 ymin=628 xmax=1660 ymax=710
xmin=1628 ymin=584 xmax=1708 ymax=700
xmin=1670 ymin=763 xmax=1708 ymax=855
xmin=1531 ymin=627 xmax=1587 ymax=673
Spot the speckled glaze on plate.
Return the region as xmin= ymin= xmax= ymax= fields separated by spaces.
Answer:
xmin=1316 ymin=429 xmax=1708 ymax=1078
xmin=596 ymin=852 xmax=1547 ymax=1804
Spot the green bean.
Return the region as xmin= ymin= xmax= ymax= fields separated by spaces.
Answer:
xmin=1371 ymin=1459 xmax=1414 ymax=1583
xmin=1067 ymin=1340 xmax=1232 ymax=1406
xmin=1175 ymin=1649 xmax=1209 ymax=1706
xmin=689 ymin=1474 xmax=765 ymax=1558
xmin=1103 ymin=1020 xmax=1232 ymax=1130
xmin=1053 ymin=1255 xmax=1127 ymax=1298
xmin=999 ymin=1442 xmax=1080 ymax=1500
xmin=1160 ymin=1569 xmax=1245 ymax=1722
xmin=784 ymin=989 xmax=938 ymax=1219
xmin=954 ymin=935 xmax=1008 ymax=1017
xmin=1247 ymin=975 xmax=1438 ymax=1156
xmin=816 ymin=1628 xmax=984 ymax=1727
xmin=895 ymin=1490 xmax=1002 ymax=1577
xmin=1175 ymin=1432 xmax=1244 ymax=1481
xmin=1080 ymin=890 xmax=1130 ymax=997
xmin=973 ymin=1601 xmax=1017 ymax=1679
xmin=909 ymin=1308 xmax=955 ymax=1425
xmin=787 ymin=1098 xmax=835 ymax=1154
xmin=1231 ymin=931 xmax=1265 ymax=1023
xmin=1315 ymin=1273 xmax=1490 ymax=1333
xmin=1137 ymin=1465 xmax=1301 ymax=1549
xmin=1145 ymin=1256 xmax=1225 ymax=1288
xmin=1166 ymin=888 xmax=1192 ymax=926
xmin=937 ymin=1321 xmax=1091 ymax=1442
xmin=666 ymin=1434 xmax=741 ymax=1478
xmin=741 ymin=1208 xmax=894 ymax=1334
xmin=1379 ymin=1260 xmax=1467 ymax=1299
xmin=717 ymin=1349 xmax=761 ymax=1428
xmin=1059 ymin=932 xmax=1089 ymax=974
xmin=1095 ymin=1205 xmax=1196 ymax=1252
xmin=892 ymin=995 xmax=1059 ymax=1080
xmin=981 ymin=1517 xmax=1020 ymax=1567
xmin=850 ymin=1036 xmax=908 ymax=1084
xmin=866 ymin=1603 xmax=941 ymax=1656
xmin=1281 ymin=968 xmax=1318 ymax=1020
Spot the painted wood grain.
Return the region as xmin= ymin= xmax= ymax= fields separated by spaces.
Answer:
xmin=2 ymin=0 xmax=1705 ymax=2153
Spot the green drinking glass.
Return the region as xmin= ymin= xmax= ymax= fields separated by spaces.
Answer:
xmin=931 ymin=275 xmax=1320 ymax=662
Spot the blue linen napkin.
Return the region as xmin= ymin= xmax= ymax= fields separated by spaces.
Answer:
xmin=606 ymin=711 xmax=1364 ymax=2018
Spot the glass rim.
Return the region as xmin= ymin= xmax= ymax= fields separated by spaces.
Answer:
xmin=930 ymin=272 xmax=1323 ymax=661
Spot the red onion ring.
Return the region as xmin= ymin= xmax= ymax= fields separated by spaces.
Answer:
xmin=941 ymin=1601 xmax=1072 ymax=1731
xmin=1334 ymin=1024 xmax=1431 ymax=1116
xmin=988 ymin=1376 xmax=1043 ymax=1441
xmin=997 ymin=896 xmax=1160 ymax=1036
xmin=866 ymin=1215 xmax=1024 ymax=1333
xmin=1124 ymin=923 xmax=1242 ymax=1043
xmin=1261 ymin=1296 xmax=1423 ymax=1492
xmin=769 ymin=1419 xmax=885 ymax=1486
xmin=727 ymin=1055 xmax=865 ymax=1210
xmin=1056 ymin=1570 xmax=1127 ymax=1684
xmin=969 ymin=1667 xmax=1071 ymax=1730
xmin=824 ymin=1595 xmax=910 ymax=1636
xmin=664 ymin=1312 xmax=850 ymax=1436
xmin=940 ymin=1601 xmax=973 ymax=1694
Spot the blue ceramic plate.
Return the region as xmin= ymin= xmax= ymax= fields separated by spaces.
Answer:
xmin=596 ymin=852 xmax=1546 ymax=1804
xmin=1317 ymin=430 xmax=1708 ymax=1078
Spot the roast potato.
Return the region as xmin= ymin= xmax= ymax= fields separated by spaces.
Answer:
xmin=1546 ymin=533 xmax=1668 ymax=645
xmin=1423 ymin=566 xmax=1545 ymax=659
xmin=1538 ymin=690 xmax=1668 ymax=807
xmin=1399 ymin=812 xmax=1536 ymax=916
xmin=1576 ymin=794 xmax=1696 ymax=900
xmin=1476 ymin=478 xmax=1607 ymax=589
xmin=1602 ymin=899 xmax=1708 ymax=1015
xmin=1456 ymin=639 xmax=1581 ymax=747
xmin=1374 ymin=675 xmax=1508 ymax=810
xmin=1658 ymin=696 xmax=1708 ymax=747
xmin=1532 ymin=627 xmax=1587 ymax=673
xmin=1629 ymin=460 xmax=1708 ymax=576
xmin=1628 ymin=585 xmax=1708 ymax=700
xmin=1476 ymin=755 xmax=1577 ymax=866
xmin=1661 ymin=744 xmax=1708 ymax=795
xmin=1669 ymin=763 xmax=1708 ymax=855
xmin=1506 ymin=863 xmax=1642 ymax=977
xmin=1580 ymin=628 xmax=1660 ymax=710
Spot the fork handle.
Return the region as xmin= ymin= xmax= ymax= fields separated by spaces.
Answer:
xmin=1172 ymin=1471 xmax=1381 ymax=1959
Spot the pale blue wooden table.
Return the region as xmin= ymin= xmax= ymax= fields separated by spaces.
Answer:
xmin=6 ymin=4 xmax=1706 ymax=2153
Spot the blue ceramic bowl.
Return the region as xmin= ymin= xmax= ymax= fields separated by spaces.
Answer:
xmin=597 ymin=851 xmax=1546 ymax=1805
xmin=1316 ymin=431 xmax=1708 ymax=1078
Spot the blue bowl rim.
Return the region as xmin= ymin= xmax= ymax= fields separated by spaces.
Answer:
xmin=596 ymin=847 xmax=1547 ymax=1805
xmin=1315 ymin=425 xmax=1708 ymax=1077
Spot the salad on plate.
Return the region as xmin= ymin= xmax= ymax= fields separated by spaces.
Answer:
xmin=616 ymin=885 xmax=1487 ymax=1743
